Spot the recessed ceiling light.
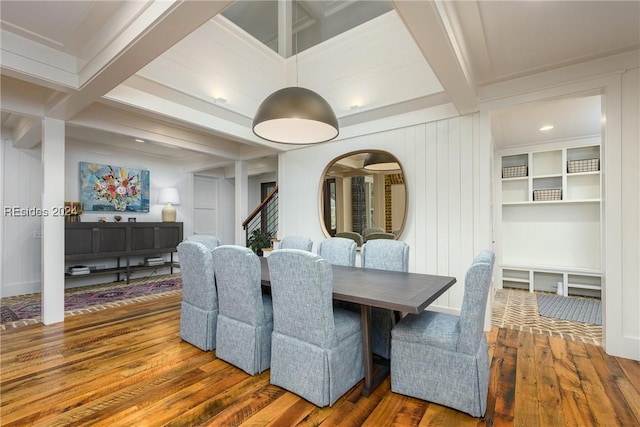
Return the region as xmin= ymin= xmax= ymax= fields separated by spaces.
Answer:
xmin=539 ymin=125 xmax=554 ymax=131
xmin=134 ymin=138 xmax=145 ymax=143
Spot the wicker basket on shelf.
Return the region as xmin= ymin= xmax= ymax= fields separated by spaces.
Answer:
xmin=502 ymin=165 xmax=528 ymax=178
xmin=567 ymin=158 xmax=599 ymax=173
xmin=533 ymin=188 xmax=562 ymax=201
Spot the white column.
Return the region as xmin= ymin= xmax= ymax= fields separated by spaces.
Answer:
xmin=234 ymin=160 xmax=248 ymax=246
xmin=41 ymin=118 xmax=65 ymax=325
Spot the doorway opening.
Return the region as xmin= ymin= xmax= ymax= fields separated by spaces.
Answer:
xmin=490 ymin=93 xmax=604 ymax=345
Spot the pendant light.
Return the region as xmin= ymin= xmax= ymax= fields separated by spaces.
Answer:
xmin=252 ymin=16 xmax=338 ymax=145
xmin=363 ymin=152 xmax=400 ymax=171
xmin=252 ymin=87 xmax=339 ymax=144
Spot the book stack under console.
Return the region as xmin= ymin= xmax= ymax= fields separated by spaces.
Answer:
xmin=68 ymin=265 xmax=90 ymax=276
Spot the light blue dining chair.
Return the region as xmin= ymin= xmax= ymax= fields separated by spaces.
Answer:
xmin=317 ymin=237 xmax=357 ymax=267
xmin=267 ymin=249 xmax=364 ymax=407
xmin=176 ymin=241 xmax=218 ymax=351
xmin=211 ymin=245 xmax=273 ymax=375
xmin=390 ymin=250 xmax=495 ymax=417
xmin=361 ymin=239 xmax=410 ymax=359
xmin=278 ymin=235 xmax=313 ymax=252
xmin=184 ymin=234 xmax=220 ymax=251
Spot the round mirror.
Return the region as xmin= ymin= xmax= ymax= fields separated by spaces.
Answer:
xmin=319 ymin=150 xmax=407 ymax=244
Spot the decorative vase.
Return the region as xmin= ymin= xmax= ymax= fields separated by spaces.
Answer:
xmin=113 ymin=199 xmax=127 ymax=211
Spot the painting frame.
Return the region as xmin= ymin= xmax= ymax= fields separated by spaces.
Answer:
xmin=79 ymin=162 xmax=150 ymax=213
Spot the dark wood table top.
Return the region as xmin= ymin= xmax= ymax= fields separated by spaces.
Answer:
xmin=260 ymin=257 xmax=457 ymax=314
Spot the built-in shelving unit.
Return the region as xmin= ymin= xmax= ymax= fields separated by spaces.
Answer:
xmin=65 ymin=222 xmax=183 ymax=284
xmin=496 ymin=140 xmax=602 ymax=297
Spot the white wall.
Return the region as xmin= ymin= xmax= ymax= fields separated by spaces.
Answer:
xmin=216 ymin=177 xmax=236 ymax=245
xmin=278 ymin=113 xmax=492 ymax=313
xmin=1 ymin=138 xmax=193 ymax=297
xmin=1 ymin=139 xmax=44 ymax=297
xmin=65 ymin=140 xmax=192 ymax=228
xmin=248 ymin=172 xmax=277 ymax=209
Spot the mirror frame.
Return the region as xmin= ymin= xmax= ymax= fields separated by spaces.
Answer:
xmin=318 ymin=149 xmax=408 ymax=241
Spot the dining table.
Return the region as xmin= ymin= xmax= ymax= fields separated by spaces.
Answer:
xmin=259 ymin=257 xmax=457 ymax=396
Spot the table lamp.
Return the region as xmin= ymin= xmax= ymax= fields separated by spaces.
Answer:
xmin=158 ymin=187 xmax=180 ymax=222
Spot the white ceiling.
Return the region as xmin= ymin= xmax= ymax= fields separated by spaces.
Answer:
xmin=1 ymin=1 xmax=638 ymax=171
xmin=490 ymin=95 xmax=603 ymax=149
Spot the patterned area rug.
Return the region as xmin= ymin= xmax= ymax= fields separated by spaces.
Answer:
xmin=1 ymin=274 xmax=181 ymax=329
xmin=537 ymin=294 xmax=602 ymax=325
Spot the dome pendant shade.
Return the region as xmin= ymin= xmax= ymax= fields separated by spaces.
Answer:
xmin=363 ymin=152 xmax=401 ymax=171
xmin=252 ymin=87 xmax=339 ymax=144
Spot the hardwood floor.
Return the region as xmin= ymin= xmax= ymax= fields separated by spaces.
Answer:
xmin=2 ymin=293 xmax=639 ymax=426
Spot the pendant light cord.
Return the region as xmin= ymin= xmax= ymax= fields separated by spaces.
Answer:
xmin=295 ymin=8 xmax=299 ymax=87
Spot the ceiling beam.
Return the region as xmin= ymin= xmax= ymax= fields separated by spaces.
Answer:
xmin=10 ymin=116 xmax=42 ymax=149
xmin=69 ymin=105 xmax=278 ymax=161
xmin=278 ymin=0 xmax=293 ymax=58
xmin=392 ymin=0 xmax=478 ymax=114
xmin=45 ymin=0 xmax=235 ymax=121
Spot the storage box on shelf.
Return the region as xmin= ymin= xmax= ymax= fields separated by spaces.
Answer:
xmin=497 ymin=142 xmax=602 ymax=298
xmin=65 ymin=222 xmax=183 ymax=283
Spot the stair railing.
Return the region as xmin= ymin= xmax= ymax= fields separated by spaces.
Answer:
xmin=242 ymin=186 xmax=278 ymax=248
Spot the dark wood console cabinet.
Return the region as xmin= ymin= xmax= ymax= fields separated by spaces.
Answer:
xmin=65 ymin=222 xmax=183 ymax=282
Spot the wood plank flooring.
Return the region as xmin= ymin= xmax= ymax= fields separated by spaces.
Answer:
xmin=2 ymin=293 xmax=639 ymax=426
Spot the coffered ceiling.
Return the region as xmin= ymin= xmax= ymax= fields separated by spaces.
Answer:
xmin=1 ymin=1 xmax=638 ymax=171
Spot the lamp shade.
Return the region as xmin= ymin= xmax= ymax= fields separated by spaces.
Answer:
xmin=252 ymin=87 xmax=339 ymax=144
xmin=157 ymin=188 xmax=180 ymax=205
xmin=363 ymin=152 xmax=400 ymax=171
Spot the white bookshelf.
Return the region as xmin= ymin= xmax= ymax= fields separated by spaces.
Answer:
xmin=496 ymin=140 xmax=602 ymax=297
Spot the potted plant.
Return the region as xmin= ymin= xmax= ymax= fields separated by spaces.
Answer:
xmin=248 ymin=229 xmax=272 ymax=256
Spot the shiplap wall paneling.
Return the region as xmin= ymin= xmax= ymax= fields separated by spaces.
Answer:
xmin=278 ymin=113 xmax=487 ymax=314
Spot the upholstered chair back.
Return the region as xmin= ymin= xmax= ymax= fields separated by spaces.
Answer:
xmin=360 ymin=238 xmax=409 ymax=358
xmin=184 ymin=234 xmax=220 ymax=251
xmin=268 ymin=248 xmax=364 ymax=407
xmin=211 ymin=245 xmax=266 ymax=326
xmin=457 ymin=250 xmax=495 ymax=354
xmin=365 ymin=232 xmax=396 ymax=241
xmin=317 ymin=237 xmax=356 ymax=267
xmin=361 ymin=239 xmax=409 ymax=272
xmin=390 ymin=249 xmax=495 ymax=417
xmin=268 ymin=249 xmax=337 ymax=348
xmin=211 ymin=245 xmax=273 ymax=375
xmin=177 ymin=241 xmax=217 ymax=311
xmin=362 ymin=226 xmax=385 ymax=242
xmin=278 ymin=235 xmax=313 ymax=252
xmin=176 ymin=240 xmax=218 ymax=350
xmin=335 ymin=231 xmax=363 ymax=247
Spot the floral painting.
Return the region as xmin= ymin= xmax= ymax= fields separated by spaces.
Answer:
xmin=79 ymin=162 xmax=150 ymax=212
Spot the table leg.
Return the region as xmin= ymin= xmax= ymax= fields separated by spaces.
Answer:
xmin=361 ymin=305 xmax=373 ymax=395
xmin=360 ymin=305 xmax=389 ymax=396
